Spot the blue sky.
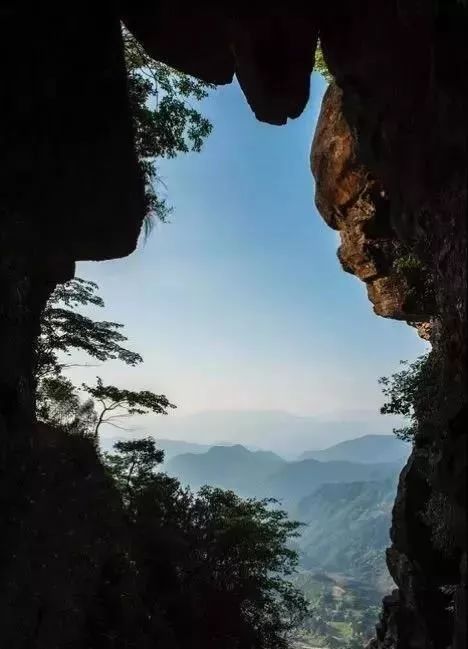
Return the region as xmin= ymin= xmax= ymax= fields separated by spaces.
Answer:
xmin=74 ymin=72 xmax=426 ymax=439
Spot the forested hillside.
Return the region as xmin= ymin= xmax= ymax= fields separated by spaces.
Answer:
xmin=295 ymin=478 xmax=398 ymax=592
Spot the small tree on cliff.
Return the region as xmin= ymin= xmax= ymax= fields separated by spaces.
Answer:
xmin=379 ymin=352 xmax=437 ymax=441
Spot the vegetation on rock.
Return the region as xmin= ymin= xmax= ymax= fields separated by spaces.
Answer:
xmin=123 ymin=27 xmax=214 ymax=233
xmin=392 ymin=249 xmax=435 ymax=309
xmin=379 ymin=352 xmax=437 ymax=441
xmin=314 ymin=43 xmax=333 ymax=84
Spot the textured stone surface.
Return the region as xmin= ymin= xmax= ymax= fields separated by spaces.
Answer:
xmin=311 ymin=4 xmax=467 ymax=646
xmin=121 ymin=4 xmax=319 ymax=125
xmin=311 ymin=84 xmax=435 ymax=324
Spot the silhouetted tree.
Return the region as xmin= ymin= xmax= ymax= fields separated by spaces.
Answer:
xmin=379 ymin=352 xmax=436 ymax=441
xmin=104 ymin=437 xmax=309 ymax=649
xmin=35 ymin=279 xmax=174 ymax=439
xmin=36 ymin=375 xmax=97 ymax=435
xmin=82 ymin=378 xmax=175 ymax=439
xmin=36 ymin=278 xmax=142 ymax=381
xmin=123 ymin=27 xmax=214 ymax=233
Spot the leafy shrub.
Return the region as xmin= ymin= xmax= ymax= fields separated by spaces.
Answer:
xmin=379 ymin=353 xmax=438 ymax=442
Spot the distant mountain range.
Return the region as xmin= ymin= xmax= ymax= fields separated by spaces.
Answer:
xmin=166 ymin=444 xmax=286 ymax=497
xmin=101 ymin=432 xmax=406 ymax=591
xmin=166 ymin=442 xmax=400 ymax=507
xmin=299 ymin=434 xmax=410 ymax=465
xmin=264 ymin=458 xmax=399 ymax=507
xmin=144 ymin=409 xmax=403 ymax=458
xmin=101 ymin=437 xmax=219 ymax=461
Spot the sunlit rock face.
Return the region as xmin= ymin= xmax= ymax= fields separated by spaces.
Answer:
xmin=311 ymin=84 xmax=436 ymax=325
xmin=311 ymin=5 xmax=467 ymax=647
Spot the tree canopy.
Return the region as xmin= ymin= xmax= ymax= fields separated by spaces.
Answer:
xmin=123 ymin=27 xmax=214 ymax=233
xmin=378 ymin=352 xmax=436 ymax=441
xmin=35 ymin=278 xmax=174 ymax=441
xmin=82 ymin=378 xmax=175 ymax=438
xmin=36 ymin=278 xmax=142 ymax=380
xmin=104 ymin=437 xmax=308 ymax=649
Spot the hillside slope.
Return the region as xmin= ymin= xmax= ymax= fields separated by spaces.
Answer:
xmin=166 ymin=444 xmax=286 ymax=497
xmin=265 ymin=459 xmax=399 ymax=506
xmin=299 ymin=435 xmax=409 ymax=464
xmin=295 ymin=478 xmax=398 ymax=591
xmin=167 ymin=444 xmax=400 ymax=508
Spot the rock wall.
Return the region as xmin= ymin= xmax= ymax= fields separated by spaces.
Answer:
xmin=311 ymin=4 xmax=467 ymax=647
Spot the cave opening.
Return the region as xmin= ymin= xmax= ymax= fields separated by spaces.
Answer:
xmin=0 ymin=5 xmax=466 ymax=649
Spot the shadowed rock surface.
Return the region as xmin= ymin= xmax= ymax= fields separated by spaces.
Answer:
xmin=0 ymin=2 xmax=466 ymax=648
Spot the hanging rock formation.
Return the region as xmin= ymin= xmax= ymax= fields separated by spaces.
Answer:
xmin=0 ymin=2 xmax=466 ymax=648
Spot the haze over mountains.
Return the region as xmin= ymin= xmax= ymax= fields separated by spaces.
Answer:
xmin=119 ymin=409 xmax=405 ymax=459
xmin=100 ymin=431 xmax=407 ymax=591
xmin=161 ymin=434 xmax=406 ymax=592
xmin=165 ymin=439 xmax=401 ymax=505
xmin=299 ymin=434 xmax=409 ymax=464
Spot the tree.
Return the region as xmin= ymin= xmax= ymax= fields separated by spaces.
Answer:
xmin=103 ymin=438 xmax=309 ymax=649
xmin=36 ymin=277 xmax=142 ymax=380
xmin=36 ymin=375 xmax=97 ymax=435
xmin=35 ymin=279 xmax=175 ymax=440
xmin=104 ymin=437 xmax=166 ymax=509
xmin=378 ymin=352 xmax=436 ymax=441
xmin=82 ymin=377 xmax=175 ymax=439
xmin=188 ymin=487 xmax=308 ymax=649
xmin=123 ymin=27 xmax=214 ymax=233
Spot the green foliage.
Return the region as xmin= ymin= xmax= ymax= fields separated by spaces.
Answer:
xmin=295 ymin=572 xmax=382 ymax=647
xmin=104 ymin=438 xmax=308 ymax=649
xmin=123 ymin=27 xmax=214 ymax=231
xmin=314 ymin=43 xmax=333 ymax=84
xmin=35 ymin=279 xmax=174 ymax=440
xmin=104 ymin=437 xmax=166 ymax=508
xmin=393 ymin=252 xmax=424 ymax=276
xmin=379 ymin=353 xmax=437 ymax=441
xmin=36 ymin=375 xmax=97 ymax=436
xmin=83 ymin=377 xmax=175 ymax=438
xmin=392 ymin=250 xmax=434 ymax=305
xmin=36 ymin=278 xmax=142 ymax=380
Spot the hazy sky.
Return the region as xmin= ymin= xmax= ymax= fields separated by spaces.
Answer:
xmin=72 ymin=71 xmax=427 ymax=445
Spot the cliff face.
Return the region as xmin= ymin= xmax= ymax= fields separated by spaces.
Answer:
xmin=0 ymin=2 xmax=466 ymax=648
xmin=311 ymin=84 xmax=436 ymax=325
xmin=311 ymin=7 xmax=467 ymax=647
